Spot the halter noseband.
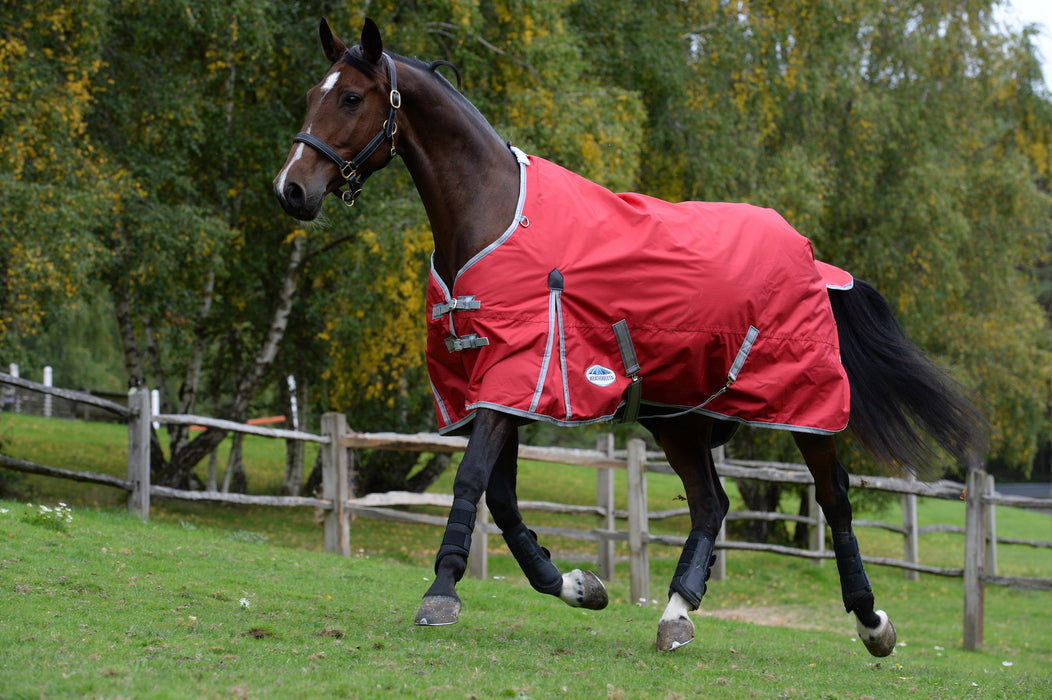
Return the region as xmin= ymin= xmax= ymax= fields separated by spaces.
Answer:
xmin=292 ymin=52 xmax=401 ymax=206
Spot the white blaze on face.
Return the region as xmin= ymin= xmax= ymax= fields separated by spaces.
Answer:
xmin=276 ymin=70 xmax=342 ymax=196
xmin=319 ymin=69 xmax=341 ymax=96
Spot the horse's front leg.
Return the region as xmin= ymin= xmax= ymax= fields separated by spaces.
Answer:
xmin=484 ymin=431 xmax=608 ymax=610
xmin=793 ymin=432 xmax=897 ymax=657
xmin=646 ymin=415 xmax=729 ymax=652
xmin=414 ymin=409 xmax=517 ymax=626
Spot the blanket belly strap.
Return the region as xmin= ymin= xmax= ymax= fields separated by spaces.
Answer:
xmin=612 ymin=320 xmax=642 ymax=423
xmin=727 ymin=326 xmax=760 ymax=385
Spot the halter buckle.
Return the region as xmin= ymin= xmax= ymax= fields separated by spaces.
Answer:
xmin=341 ymin=187 xmax=363 ymax=206
xmin=339 ymin=162 xmax=359 ymax=182
xmin=390 ymin=89 xmax=402 ymax=110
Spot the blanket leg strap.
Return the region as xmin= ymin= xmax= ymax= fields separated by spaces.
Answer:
xmin=503 ymin=522 xmax=563 ymax=596
xmin=832 ymin=530 xmax=874 ymax=614
xmin=669 ymin=529 xmax=717 ymax=610
xmin=434 ymin=497 xmax=476 ymax=574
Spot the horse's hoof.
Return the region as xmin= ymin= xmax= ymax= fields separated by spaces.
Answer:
xmin=857 ymin=609 xmax=896 ymax=657
xmin=560 ymin=569 xmax=609 ymax=610
xmin=656 ymin=617 xmax=695 ymax=652
xmin=414 ymin=595 xmax=461 ymax=626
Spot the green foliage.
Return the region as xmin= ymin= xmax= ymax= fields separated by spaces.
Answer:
xmin=4 ymin=0 xmax=1052 ymax=484
xmin=569 ymin=0 xmax=1052 ymax=474
xmin=0 ymin=0 xmax=113 ymax=357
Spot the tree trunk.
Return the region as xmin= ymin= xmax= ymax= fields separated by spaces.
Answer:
xmin=302 ymin=448 xmax=324 ymax=497
xmin=206 ymin=447 xmax=219 ymax=491
xmin=115 ymin=295 xmax=145 ymax=389
xmin=170 ymin=265 xmax=216 ymax=459
xmin=223 ymin=432 xmax=246 ymax=494
xmin=116 ymin=292 xmax=168 ymax=477
xmin=160 ymin=234 xmax=307 ymax=489
xmin=283 ymin=438 xmax=304 ymax=496
xmin=160 ymin=427 xmax=228 ymax=488
xmin=280 ymin=372 xmax=306 ymax=495
xmin=227 ymin=233 xmax=307 ymax=419
xmin=733 ymin=479 xmax=787 ymax=544
xmin=143 ymin=316 xmax=167 ymax=410
xmin=792 ymin=487 xmax=810 ymax=547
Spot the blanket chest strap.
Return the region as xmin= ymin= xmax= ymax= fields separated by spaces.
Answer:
xmin=445 ymin=334 xmax=490 ymax=353
xmin=433 ymin=296 xmax=482 ymax=319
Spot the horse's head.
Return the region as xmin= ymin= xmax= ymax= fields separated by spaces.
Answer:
xmin=273 ymin=18 xmax=401 ymax=220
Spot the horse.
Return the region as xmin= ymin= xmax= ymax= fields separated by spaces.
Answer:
xmin=274 ymin=18 xmax=986 ymax=653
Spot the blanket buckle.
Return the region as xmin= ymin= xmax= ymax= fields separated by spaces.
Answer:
xmin=445 ymin=334 xmax=490 ymax=353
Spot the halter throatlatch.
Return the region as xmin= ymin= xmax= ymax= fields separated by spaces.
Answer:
xmin=292 ymin=52 xmax=401 ymax=206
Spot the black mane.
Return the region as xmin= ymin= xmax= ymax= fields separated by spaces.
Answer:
xmin=342 ymin=46 xmax=462 ymax=92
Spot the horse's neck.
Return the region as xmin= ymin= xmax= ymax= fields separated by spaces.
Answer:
xmin=393 ymin=60 xmax=520 ymax=285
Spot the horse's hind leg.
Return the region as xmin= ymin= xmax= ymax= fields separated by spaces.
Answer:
xmin=793 ymin=432 xmax=897 ymax=657
xmin=647 ymin=415 xmax=729 ymax=652
xmin=485 ymin=437 xmax=608 ymax=610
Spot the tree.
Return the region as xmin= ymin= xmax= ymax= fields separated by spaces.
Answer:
xmin=0 ymin=1 xmax=114 ymax=364
xmin=6 ymin=1 xmax=1051 ymax=505
xmin=568 ymin=0 xmax=1052 ymax=534
xmin=81 ymin=2 xmax=316 ymax=488
xmin=572 ymin=0 xmax=1052 ymax=474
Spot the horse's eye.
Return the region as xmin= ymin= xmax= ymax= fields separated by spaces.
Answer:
xmin=340 ymin=93 xmax=363 ymax=110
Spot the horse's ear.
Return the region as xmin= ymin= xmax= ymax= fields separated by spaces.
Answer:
xmin=361 ymin=17 xmax=384 ymax=63
xmin=319 ymin=17 xmax=347 ymax=64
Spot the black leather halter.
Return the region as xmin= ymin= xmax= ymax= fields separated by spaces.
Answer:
xmin=292 ymin=52 xmax=401 ymax=206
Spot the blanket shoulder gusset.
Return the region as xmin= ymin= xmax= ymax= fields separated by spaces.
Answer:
xmin=426 ymin=154 xmax=851 ymax=436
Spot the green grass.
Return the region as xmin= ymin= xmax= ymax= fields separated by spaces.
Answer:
xmin=3 ymin=501 xmax=1051 ymax=699
xmin=2 ymin=413 xmax=1052 ymax=696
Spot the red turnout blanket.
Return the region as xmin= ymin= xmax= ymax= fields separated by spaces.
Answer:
xmin=426 ymin=149 xmax=852 ymax=436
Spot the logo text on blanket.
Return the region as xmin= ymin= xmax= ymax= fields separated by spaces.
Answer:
xmin=585 ymin=365 xmax=616 ymax=387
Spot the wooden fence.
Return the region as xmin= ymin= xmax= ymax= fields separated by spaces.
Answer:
xmin=2 ymin=374 xmax=1051 ymax=651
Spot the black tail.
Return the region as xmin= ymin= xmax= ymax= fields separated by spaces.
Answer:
xmin=829 ymin=279 xmax=987 ymax=474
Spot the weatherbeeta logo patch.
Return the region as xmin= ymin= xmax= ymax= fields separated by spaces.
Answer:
xmin=585 ymin=365 xmax=616 ymax=387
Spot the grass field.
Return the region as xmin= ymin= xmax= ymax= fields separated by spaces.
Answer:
xmin=2 ymin=413 xmax=1052 ymax=697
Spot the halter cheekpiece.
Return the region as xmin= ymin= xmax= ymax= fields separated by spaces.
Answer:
xmin=292 ymin=50 xmax=401 ymax=206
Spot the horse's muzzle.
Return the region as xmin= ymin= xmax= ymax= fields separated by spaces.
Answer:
xmin=273 ymin=179 xmax=322 ymax=221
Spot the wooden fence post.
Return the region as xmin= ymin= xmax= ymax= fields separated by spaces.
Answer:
xmin=321 ymin=412 xmax=350 ymax=556
xmin=711 ymin=446 xmax=727 ymax=581
xmin=596 ymin=433 xmax=617 ymax=581
xmin=902 ymin=472 xmax=919 ymax=581
xmin=985 ymin=473 xmax=998 ymax=576
xmin=469 ymin=495 xmax=488 ymax=580
xmin=7 ymin=364 xmax=19 ymax=413
xmin=43 ymin=366 xmax=53 ymax=418
xmin=126 ymin=388 xmax=151 ymax=520
xmin=963 ymin=468 xmax=986 ymax=650
xmin=627 ymin=438 xmax=650 ymax=605
xmin=808 ymin=483 xmax=826 ymax=567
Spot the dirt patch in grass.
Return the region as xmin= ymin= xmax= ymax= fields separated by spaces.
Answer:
xmin=701 ymin=605 xmax=843 ymax=633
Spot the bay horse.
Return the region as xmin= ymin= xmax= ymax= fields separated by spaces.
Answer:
xmin=274 ymin=18 xmax=985 ymax=653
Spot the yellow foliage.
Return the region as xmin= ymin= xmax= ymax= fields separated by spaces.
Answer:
xmin=322 ymin=224 xmax=434 ymax=412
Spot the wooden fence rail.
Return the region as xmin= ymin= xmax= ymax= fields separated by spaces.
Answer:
xmin=3 ymin=375 xmax=1051 ymax=651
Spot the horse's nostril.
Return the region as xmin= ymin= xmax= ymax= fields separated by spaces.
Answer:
xmin=284 ymin=182 xmax=306 ymax=211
